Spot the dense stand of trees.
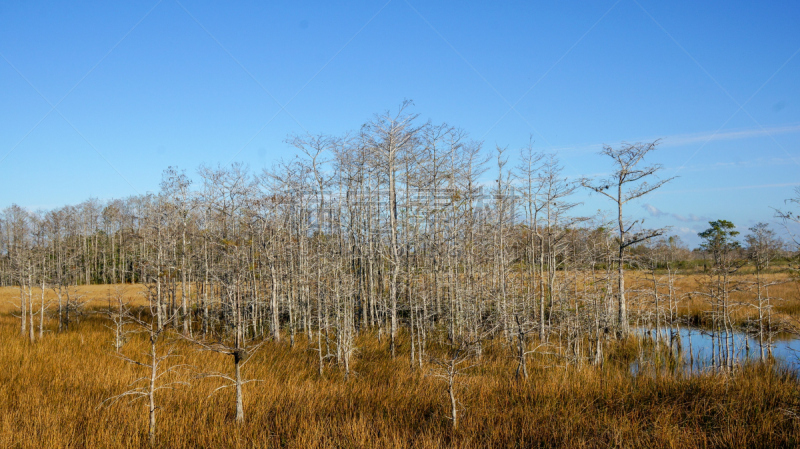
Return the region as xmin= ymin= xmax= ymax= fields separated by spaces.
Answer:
xmin=1 ymin=107 xmax=796 ymax=387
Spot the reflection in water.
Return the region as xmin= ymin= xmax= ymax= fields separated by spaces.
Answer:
xmin=632 ymin=327 xmax=800 ymax=374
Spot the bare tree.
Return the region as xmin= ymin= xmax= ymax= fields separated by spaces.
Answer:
xmin=102 ymin=288 xmax=188 ymax=447
xmin=427 ymin=337 xmax=481 ymax=430
xmin=160 ymin=167 xmax=196 ymax=335
xmin=697 ymin=220 xmax=746 ymax=370
xmin=104 ymin=285 xmax=135 ymax=351
xmin=776 ymin=187 xmax=800 ymax=249
xmin=745 ymin=223 xmax=783 ymax=361
xmin=193 ymin=163 xmax=263 ymax=424
xmin=362 ymin=101 xmax=424 ymax=358
xmin=581 ymin=141 xmax=674 ymax=337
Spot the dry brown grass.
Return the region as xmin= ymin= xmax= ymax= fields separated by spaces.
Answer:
xmin=622 ymin=272 xmax=800 ymax=328
xmin=2 ymin=284 xmax=800 ymax=447
xmin=0 ymin=283 xmax=149 ymax=314
xmin=4 ymin=271 xmax=798 ymax=329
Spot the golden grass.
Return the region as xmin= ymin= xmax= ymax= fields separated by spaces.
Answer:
xmin=2 ymin=286 xmax=800 ymax=448
xmin=618 ymin=272 xmax=800 ymax=328
xmin=3 ymin=270 xmax=799 ymax=327
xmin=0 ymin=283 xmax=149 ymax=314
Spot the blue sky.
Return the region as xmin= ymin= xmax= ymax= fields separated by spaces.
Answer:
xmin=1 ymin=0 xmax=799 ymax=246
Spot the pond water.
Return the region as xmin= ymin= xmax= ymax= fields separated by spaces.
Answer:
xmin=632 ymin=327 xmax=800 ymax=374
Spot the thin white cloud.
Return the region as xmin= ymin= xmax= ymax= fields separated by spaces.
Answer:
xmin=657 ymin=182 xmax=800 ymax=195
xmin=674 ymin=156 xmax=797 ymax=173
xmin=642 ymin=203 xmax=666 ymax=218
xmin=661 ymin=123 xmax=800 ymax=147
xmin=664 ymin=124 xmax=800 ymax=146
xmin=549 ymin=123 xmax=800 ymax=155
xmin=642 ymin=203 xmax=707 ymax=223
xmin=672 ymin=213 xmax=705 ymax=222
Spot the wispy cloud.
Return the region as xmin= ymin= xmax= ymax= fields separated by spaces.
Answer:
xmin=674 ymin=156 xmax=797 ymax=173
xmin=643 ymin=204 xmax=666 ymax=218
xmin=550 ymin=123 xmax=800 ymax=155
xmin=656 ymin=182 xmax=800 ymax=195
xmin=672 ymin=213 xmax=706 ymax=222
xmin=642 ymin=204 xmax=707 ymax=223
xmin=661 ymin=123 xmax=800 ymax=147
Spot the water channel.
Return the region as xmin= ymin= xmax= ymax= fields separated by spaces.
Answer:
xmin=632 ymin=327 xmax=800 ymax=374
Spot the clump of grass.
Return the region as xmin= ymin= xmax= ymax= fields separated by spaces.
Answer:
xmin=776 ymin=301 xmax=800 ymax=317
xmin=603 ymin=334 xmax=640 ymax=367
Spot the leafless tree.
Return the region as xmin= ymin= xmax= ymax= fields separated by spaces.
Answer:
xmin=581 ymin=141 xmax=674 ymax=337
xmin=427 ymin=336 xmax=483 ymax=430
xmin=101 ymin=287 xmax=189 ymax=447
xmin=745 ymin=223 xmax=784 ymax=361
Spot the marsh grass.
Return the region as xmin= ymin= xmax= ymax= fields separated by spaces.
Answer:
xmin=1 ymin=298 xmax=800 ymax=448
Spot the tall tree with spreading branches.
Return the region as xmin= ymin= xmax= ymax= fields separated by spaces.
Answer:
xmin=581 ymin=141 xmax=674 ymax=337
